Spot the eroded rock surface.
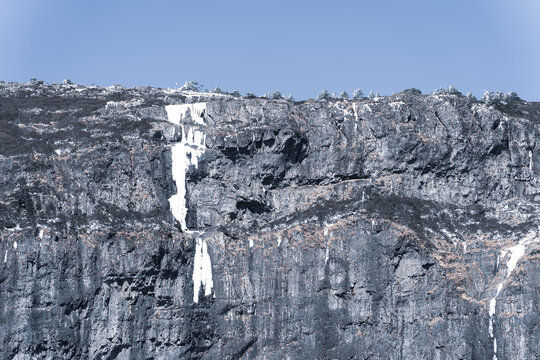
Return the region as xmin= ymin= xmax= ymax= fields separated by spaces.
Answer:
xmin=1 ymin=82 xmax=539 ymax=359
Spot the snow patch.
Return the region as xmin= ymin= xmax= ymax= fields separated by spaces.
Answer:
xmin=441 ymin=229 xmax=458 ymax=247
xmin=7 ymin=224 xmax=22 ymax=232
xmin=389 ymin=101 xmax=405 ymax=110
xmin=277 ymin=237 xmax=282 ymax=246
xmin=529 ymin=150 xmax=533 ymax=171
xmin=13 ymin=241 xmax=17 ymax=249
xmin=249 ymin=239 xmax=254 ymax=248
xmin=4 ymin=250 xmax=7 ymax=263
xmin=192 ymin=238 xmax=213 ymax=303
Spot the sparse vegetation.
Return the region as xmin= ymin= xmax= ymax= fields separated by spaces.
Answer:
xmin=179 ymin=81 xmax=203 ymax=92
xmin=317 ymin=90 xmax=330 ymax=100
xmin=271 ymin=90 xmax=283 ymax=99
xmin=402 ymin=88 xmax=421 ymax=95
xmin=353 ymin=89 xmax=364 ymax=98
xmin=433 ymin=86 xmax=462 ymax=96
xmin=481 ymin=91 xmax=520 ymax=105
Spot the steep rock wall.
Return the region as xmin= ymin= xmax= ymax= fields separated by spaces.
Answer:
xmin=0 ymin=82 xmax=539 ymax=359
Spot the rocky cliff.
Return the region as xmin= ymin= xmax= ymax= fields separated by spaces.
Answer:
xmin=0 ymin=82 xmax=539 ymax=359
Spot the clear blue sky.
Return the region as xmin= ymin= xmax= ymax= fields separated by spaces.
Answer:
xmin=1 ymin=0 xmax=539 ymax=100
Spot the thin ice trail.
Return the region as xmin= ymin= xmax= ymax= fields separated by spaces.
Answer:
xmin=165 ymin=103 xmax=213 ymax=303
xmin=487 ymin=230 xmax=538 ymax=360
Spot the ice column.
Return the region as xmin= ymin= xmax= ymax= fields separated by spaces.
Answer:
xmin=165 ymin=103 xmax=213 ymax=302
xmin=165 ymin=103 xmax=207 ymax=231
xmin=192 ymin=238 xmax=213 ymax=303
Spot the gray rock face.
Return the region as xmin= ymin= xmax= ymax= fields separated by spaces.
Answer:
xmin=0 ymin=82 xmax=539 ymax=359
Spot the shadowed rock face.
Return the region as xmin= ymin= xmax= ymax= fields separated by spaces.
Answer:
xmin=0 ymin=82 xmax=539 ymax=359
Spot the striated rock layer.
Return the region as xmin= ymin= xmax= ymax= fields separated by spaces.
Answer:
xmin=0 ymin=82 xmax=539 ymax=359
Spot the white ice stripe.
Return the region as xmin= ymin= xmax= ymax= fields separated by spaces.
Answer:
xmin=529 ymin=150 xmax=533 ymax=171
xmin=501 ymin=243 xmax=526 ymax=278
xmin=13 ymin=241 xmax=17 ymax=249
xmin=165 ymin=103 xmax=207 ymax=125
xmin=352 ymin=103 xmax=359 ymax=122
xmin=39 ymin=229 xmax=44 ymax=239
xmin=169 ymin=143 xmax=189 ymax=231
xmin=487 ymin=230 xmax=539 ymax=359
xmin=249 ymin=239 xmax=254 ymax=248
xmin=165 ymin=103 xmax=213 ymax=302
xmin=4 ymin=250 xmax=7 ymax=263
xmin=168 ymin=126 xmax=206 ymax=231
xmin=192 ymin=238 xmax=213 ymax=303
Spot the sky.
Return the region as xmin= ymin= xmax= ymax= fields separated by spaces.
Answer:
xmin=0 ymin=0 xmax=539 ymax=100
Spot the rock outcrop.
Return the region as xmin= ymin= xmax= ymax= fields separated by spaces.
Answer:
xmin=0 ymin=81 xmax=539 ymax=359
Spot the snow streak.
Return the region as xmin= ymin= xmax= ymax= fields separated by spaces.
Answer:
xmin=488 ymin=230 xmax=538 ymax=360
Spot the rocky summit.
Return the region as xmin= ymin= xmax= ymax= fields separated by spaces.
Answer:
xmin=0 ymin=81 xmax=539 ymax=360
